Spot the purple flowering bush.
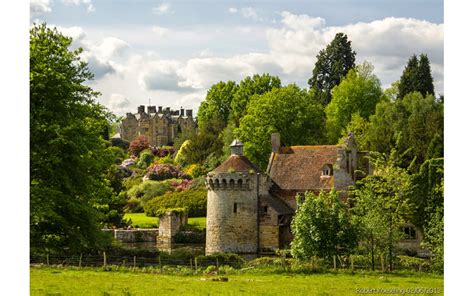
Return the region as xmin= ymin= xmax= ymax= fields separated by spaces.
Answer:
xmin=146 ymin=163 xmax=189 ymax=181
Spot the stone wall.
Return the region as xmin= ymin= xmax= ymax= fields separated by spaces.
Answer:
xmin=112 ymin=229 xmax=159 ymax=243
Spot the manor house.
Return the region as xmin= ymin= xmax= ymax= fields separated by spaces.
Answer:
xmin=121 ymin=105 xmax=196 ymax=146
xmin=205 ymin=133 xmax=423 ymax=256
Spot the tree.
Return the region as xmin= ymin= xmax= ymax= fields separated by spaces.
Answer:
xmin=230 ymin=73 xmax=281 ymax=126
xmin=398 ymin=54 xmax=435 ymax=99
xmin=290 ymin=190 xmax=358 ymax=261
xmin=236 ymin=84 xmax=325 ymax=169
xmin=325 ymin=62 xmax=384 ymax=143
xmin=197 ymin=81 xmax=238 ymax=132
xmin=352 ymin=150 xmax=413 ymax=271
xmin=308 ymin=32 xmax=356 ymax=105
xmin=129 ymin=135 xmax=149 ymax=157
xmin=30 ymin=24 xmax=115 ymax=254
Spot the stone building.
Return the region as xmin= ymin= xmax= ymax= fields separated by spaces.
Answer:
xmin=121 ymin=105 xmax=196 ymax=146
xmin=205 ymin=133 xmax=370 ymax=255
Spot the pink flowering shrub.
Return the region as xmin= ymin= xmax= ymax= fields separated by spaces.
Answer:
xmin=146 ymin=163 xmax=190 ymax=181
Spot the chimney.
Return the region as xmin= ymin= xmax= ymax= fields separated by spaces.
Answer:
xmin=166 ymin=107 xmax=171 ymax=114
xmin=271 ymin=133 xmax=280 ymax=153
xmin=186 ymin=109 xmax=193 ymax=117
xmin=180 ymin=107 xmax=184 ymax=116
xmin=138 ymin=105 xmax=145 ymax=113
xmin=147 ymin=106 xmax=156 ymax=114
xmin=158 ymin=106 xmax=163 ymax=113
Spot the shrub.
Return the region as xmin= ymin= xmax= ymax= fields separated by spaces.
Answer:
xmin=144 ymin=190 xmax=207 ymax=217
xmin=136 ymin=149 xmax=154 ymax=169
xmin=129 ymin=135 xmax=149 ymax=156
xmin=184 ymin=164 xmax=207 ymax=178
xmin=397 ymin=255 xmax=431 ymax=272
xmin=189 ymin=176 xmax=206 ymax=190
xmin=127 ymin=179 xmax=179 ymax=204
xmin=125 ymin=197 xmax=143 ymax=213
xmin=146 ymin=164 xmax=188 ymax=181
xmin=153 ymin=146 xmax=176 ymax=158
xmin=196 ymin=253 xmax=244 ymax=269
xmin=111 ymin=137 xmax=130 ymax=150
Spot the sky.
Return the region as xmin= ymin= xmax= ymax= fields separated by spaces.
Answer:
xmin=30 ymin=0 xmax=444 ymax=116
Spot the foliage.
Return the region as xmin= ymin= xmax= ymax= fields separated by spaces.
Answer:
xmin=236 ymin=84 xmax=325 ymax=169
xmin=308 ymin=32 xmax=356 ymax=105
xmin=175 ymin=140 xmax=191 ymax=166
xmin=230 ymin=73 xmax=281 ymax=126
xmin=136 ymin=149 xmax=154 ymax=169
xmin=397 ymin=255 xmax=431 ymax=272
xmin=290 ymin=190 xmax=358 ymax=261
xmin=195 ymin=253 xmax=245 ymax=268
xmin=128 ymin=135 xmax=149 ymax=157
xmin=146 ymin=163 xmax=188 ymax=181
xmin=184 ymin=164 xmax=207 ymax=179
xmin=152 ymin=207 xmax=188 ymax=218
xmin=398 ymin=54 xmax=435 ymax=100
xmin=197 ymin=81 xmax=238 ymax=132
xmin=365 ymin=92 xmax=443 ymax=170
xmin=127 ymin=179 xmax=179 ymax=204
xmin=352 ymin=150 xmax=413 ymax=271
xmin=111 ymin=137 xmax=130 ymax=150
xmin=339 ymin=114 xmax=371 ymax=150
xmin=30 ymin=24 xmax=115 ymax=254
xmin=144 ymin=190 xmax=207 ymax=217
xmin=411 ymin=158 xmax=444 ymax=272
xmin=152 ymin=146 xmax=175 ymax=158
xmin=325 ymin=62 xmax=384 ymax=143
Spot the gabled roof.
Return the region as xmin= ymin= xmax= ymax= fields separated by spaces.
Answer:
xmin=268 ymin=145 xmax=342 ymax=191
xmin=262 ymin=194 xmax=294 ymax=215
xmin=213 ymin=155 xmax=262 ymax=173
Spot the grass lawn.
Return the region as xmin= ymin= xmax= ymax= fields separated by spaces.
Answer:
xmin=30 ymin=266 xmax=443 ymax=295
xmin=124 ymin=213 xmax=206 ymax=229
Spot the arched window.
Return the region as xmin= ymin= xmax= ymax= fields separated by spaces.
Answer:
xmin=321 ymin=164 xmax=333 ymax=176
xmin=222 ymin=179 xmax=227 ymax=188
xmin=237 ymin=179 xmax=243 ymax=188
xmin=215 ymin=179 xmax=220 ymax=187
xmin=229 ymin=179 xmax=235 ymax=188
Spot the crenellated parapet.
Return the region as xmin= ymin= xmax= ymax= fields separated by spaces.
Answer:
xmin=205 ymin=172 xmax=253 ymax=191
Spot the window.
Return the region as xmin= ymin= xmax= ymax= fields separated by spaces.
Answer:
xmin=233 ymin=203 xmax=238 ymax=213
xmin=401 ymin=226 xmax=417 ymax=240
xmin=321 ymin=164 xmax=333 ymax=176
xmin=262 ymin=206 xmax=268 ymax=214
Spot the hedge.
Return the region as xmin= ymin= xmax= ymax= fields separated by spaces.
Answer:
xmin=144 ymin=190 xmax=207 ymax=217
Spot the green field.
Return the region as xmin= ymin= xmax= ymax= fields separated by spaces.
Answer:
xmin=30 ymin=266 xmax=443 ymax=295
xmin=124 ymin=213 xmax=206 ymax=229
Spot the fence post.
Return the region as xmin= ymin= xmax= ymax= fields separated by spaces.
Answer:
xmin=133 ymin=256 xmax=136 ymax=268
xmin=333 ymin=255 xmax=337 ymax=270
xmin=79 ymin=253 xmax=82 ymax=268
xmin=216 ymin=258 xmax=219 ymax=275
xmin=46 ymin=253 xmax=49 ymax=266
xmin=350 ymin=255 xmax=354 ymax=273
xmin=190 ymin=258 xmax=193 ymax=271
xmin=194 ymin=257 xmax=198 ymax=273
xmin=103 ymin=251 xmax=107 ymax=268
xmin=380 ymin=254 xmax=385 ymax=272
xmin=159 ymin=256 xmax=162 ymax=273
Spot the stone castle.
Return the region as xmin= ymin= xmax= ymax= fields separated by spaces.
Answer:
xmin=205 ymin=133 xmax=423 ymax=255
xmin=121 ymin=105 xmax=196 ymax=146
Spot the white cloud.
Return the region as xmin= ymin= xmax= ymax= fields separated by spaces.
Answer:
xmin=108 ymin=94 xmax=131 ymax=114
xmin=61 ymin=0 xmax=95 ymax=13
xmin=139 ymin=59 xmax=193 ymax=93
xmin=241 ymin=7 xmax=260 ymax=21
xmin=228 ymin=7 xmax=238 ymax=14
xmin=281 ymin=11 xmax=325 ymax=31
xmin=153 ymin=3 xmax=172 ymax=15
xmin=152 ymin=26 xmax=170 ymax=37
xmin=30 ymin=0 xmax=51 ymax=17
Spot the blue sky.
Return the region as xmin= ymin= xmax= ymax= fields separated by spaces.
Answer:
xmin=30 ymin=0 xmax=444 ymax=115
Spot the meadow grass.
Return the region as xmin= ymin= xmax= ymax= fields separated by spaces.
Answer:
xmin=124 ymin=213 xmax=206 ymax=230
xmin=30 ymin=266 xmax=443 ymax=296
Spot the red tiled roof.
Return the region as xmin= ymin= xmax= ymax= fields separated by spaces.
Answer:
xmin=213 ymin=155 xmax=262 ymax=173
xmin=268 ymin=145 xmax=342 ymax=191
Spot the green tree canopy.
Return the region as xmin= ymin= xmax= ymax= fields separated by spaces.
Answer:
xmin=290 ymin=190 xmax=358 ymax=261
xmin=236 ymin=84 xmax=325 ymax=169
xmin=197 ymin=81 xmax=238 ymax=132
xmin=398 ymin=54 xmax=435 ymax=99
xmin=325 ymin=62 xmax=384 ymax=143
xmin=30 ymin=24 xmax=115 ymax=254
xmin=308 ymin=32 xmax=356 ymax=105
xmin=230 ymin=73 xmax=281 ymax=126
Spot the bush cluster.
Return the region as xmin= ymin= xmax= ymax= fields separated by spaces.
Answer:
xmin=146 ymin=163 xmax=189 ymax=181
xmin=144 ymin=190 xmax=207 ymax=217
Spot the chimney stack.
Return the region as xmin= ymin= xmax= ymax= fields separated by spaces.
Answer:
xmin=166 ymin=107 xmax=171 ymax=114
xmin=186 ymin=109 xmax=193 ymax=117
xmin=180 ymin=107 xmax=184 ymax=116
xmin=147 ymin=106 xmax=157 ymax=114
xmin=271 ymin=133 xmax=280 ymax=153
xmin=158 ymin=106 xmax=163 ymax=113
xmin=138 ymin=105 xmax=145 ymax=113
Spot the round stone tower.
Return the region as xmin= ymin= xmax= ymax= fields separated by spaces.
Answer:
xmin=205 ymin=140 xmax=262 ymax=255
